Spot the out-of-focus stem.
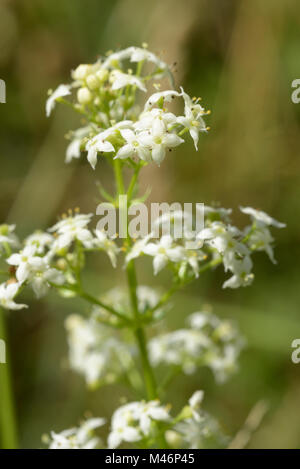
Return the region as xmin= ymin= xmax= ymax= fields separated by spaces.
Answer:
xmin=0 ymin=308 xmax=18 ymax=449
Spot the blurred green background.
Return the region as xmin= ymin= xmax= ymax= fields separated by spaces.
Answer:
xmin=0 ymin=0 xmax=300 ymax=449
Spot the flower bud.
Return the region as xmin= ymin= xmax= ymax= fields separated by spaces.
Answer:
xmin=96 ymin=69 xmax=109 ymax=83
xmin=77 ymin=87 xmax=92 ymax=104
xmin=86 ymin=74 xmax=100 ymax=90
xmin=72 ymin=64 xmax=91 ymax=81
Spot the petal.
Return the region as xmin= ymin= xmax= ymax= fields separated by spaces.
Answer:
xmin=87 ymin=147 xmax=98 ymax=170
xmin=116 ymin=144 xmax=134 ymax=159
xmin=152 ymin=145 xmax=165 ymax=164
xmin=16 ymin=263 xmax=29 ymax=283
xmin=153 ymin=254 xmax=167 ymax=275
xmin=162 ymin=133 xmax=184 ymax=148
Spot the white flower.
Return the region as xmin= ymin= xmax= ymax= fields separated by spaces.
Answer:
xmin=144 ymin=90 xmax=181 ymax=111
xmin=93 ymin=230 xmax=119 ymax=268
xmin=115 ymin=129 xmax=151 ymax=162
xmin=138 ymin=120 xmax=184 ymax=164
xmin=175 ymin=392 xmax=225 ymax=449
xmin=134 ymin=108 xmax=178 ymax=133
xmin=222 ymin=254 xmax=254 ymax=289
xmin=102 ymin=47 xmax=170 ymax=78
xmin=108 ymin=400 xmax=170 ymax=449
xmin=48 ymin=417 xmax=105 ymax=449
xmin=245 ymin=225 xmax=277 ymax=263
xmin=25 ymin=231 xmax=54 ymax=254
xmin=110 ymin=70 xmax=146 ymax=92
xmin=0 ymin=224 xmax=19 ymax=250
xmin=240 ymin=206 xmax=286 ymax=229
xmin=49 ymin=213 xmax=94 ymax=250
xmin=198 ymin=222 xmax=244 ymax=255
xmin=204 ymin=206 xmax=232 ymax=223
xmin=65 ymin=314 xmax=132 ymax=387
xmin=0 ymin=282 xmax=27 ymax=311
xmin=149 ymin=311 xmax=244 ymax=381
xmin=29 ymin=265 xmax=65 ymax=298
xmin=85 ymin=121 xmax=132 ymax=169
xmin=177 ymin=87 xmax=207 ymax=150
xmin=86 ymin=131 xmax=115 ymax=170
xmin=7 ymin=244 xmax=64 ymax=297
xmin=46 ymin=84 xmax=71 ymax=117
xmin=143 ymin=235 xmax=184 ymax=275
xmin=178 ymin=248 xmax=206 ymax=279
xmin=7 ymin=245 xmax=44 ymax=284
xmin=125 ymin=234 xmax=152 ymax=264
xmin=66 ymin=126 xmax=91 ymax=163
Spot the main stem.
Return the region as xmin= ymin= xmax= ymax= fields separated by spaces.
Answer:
xmin=0 ymin=308 xmax=18 ymax=449
xmin=127 ymin=261 xmax=158 ymax=400
xmin=113 ymin=159 xmax=158 ymax=400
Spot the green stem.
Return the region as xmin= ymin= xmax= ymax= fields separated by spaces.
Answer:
xmin=78 ymin=290 xmax=131 ymax=324
xmin=127 ymin=261 xmax=158 ymax=400
xmin=113 ymin=159 xmax=125 ymax=195
xmin=113 ymin=159 xmax=158 ymax=400
xmin=0 ymin=308 xmax=18 ymax=449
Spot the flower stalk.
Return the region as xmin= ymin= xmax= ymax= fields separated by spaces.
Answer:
xmin=0 ymin=308 xmax=18 ymax=449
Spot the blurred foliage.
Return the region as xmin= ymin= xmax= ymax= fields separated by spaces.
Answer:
xmin=0 ymin=0 xmax=299 ymax=449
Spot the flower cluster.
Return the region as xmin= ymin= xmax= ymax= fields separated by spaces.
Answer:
xmin=46 ymin=46 xmax=209 ymax=168
xmin=46 ymin=390 xmax=225 ymax=450
xmin=125 ymin=205 xmax=285 ymax=289
xmin=47 ymin=417 xmax=105 ymax=449
xmin=65 ymin=313 xmax=133 ymax=388
xmin=0 ymin=214 xmax=120 ymax=310
xmin=149 ymin=310 xmax=244 ymax=382
xmin=0 ymin=45 xmax=286 ymax=450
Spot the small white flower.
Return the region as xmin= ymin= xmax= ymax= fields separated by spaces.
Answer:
xmin=198 ymin=222 xmax=245 ymax=255
xmin=115 ymin=129 xmax=151 ymax=162
xmin=204 ymin=206 xmax=232 ymax=223
xmin=48 ymin=417 xmax=105 ymax=449
xmin=222 ymin=254 xmax=254 ymax=289
xmin=135 ymin=108 xmax=178 ymax=133
xmin=179 ymin=248 xmax=206 ymax=279
xmin=245 ymin=225 xmax=277 ymax=263
xmin=49 ymin=213 xmax=94 ymax=250
xmin=0 ymin=282 xmax=27 ymax=311
xmin=144 ymin=90 xmax=181 ymax=111
xmin=46 ymin=84 xmax=71 ymax=117
xmin=29 ymin=265 xmax=65 ymax=298
xmin=138 ymin=120 xmax=184 ymax=165
xmin=25 ymin=231 xmax=54 ymax=254
xmin=85 ymin=121 xmax=132 ymax=169
xmin=143 ymin=235 xmax=184 ymax=275
xmin=125 ymin=234 xmax=152 ymax=264
xmin=93 ymin=230 xmax=119 ymax=268
xmin=108 ymin=400 xmax=170 ymax=449
xmin=65 ymin=314 xmax=132 ymax=387
xmin=177 ymin=87 xmax=207 ymax=150
xmin=86 ymin=131 xmax=115 ymax=170
xmin=7 ymin=245 xmax=44 ymax=284
xmin=0 ymin=224 xmax=19 ymax=250
xmin=110 ymin=70 xmax=146 ymax=92
xmin=102 ymin=47 xmax=170 ymax=79
xmin=149 ymin=311 xmax=244 ymax=381
xmin=66 ymin=126 xmax=91 ymax=163
xmin=7 ymin=243 xmax=64 ymax=297
xmin=240 ymin=207 xmax=286 ymax=229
